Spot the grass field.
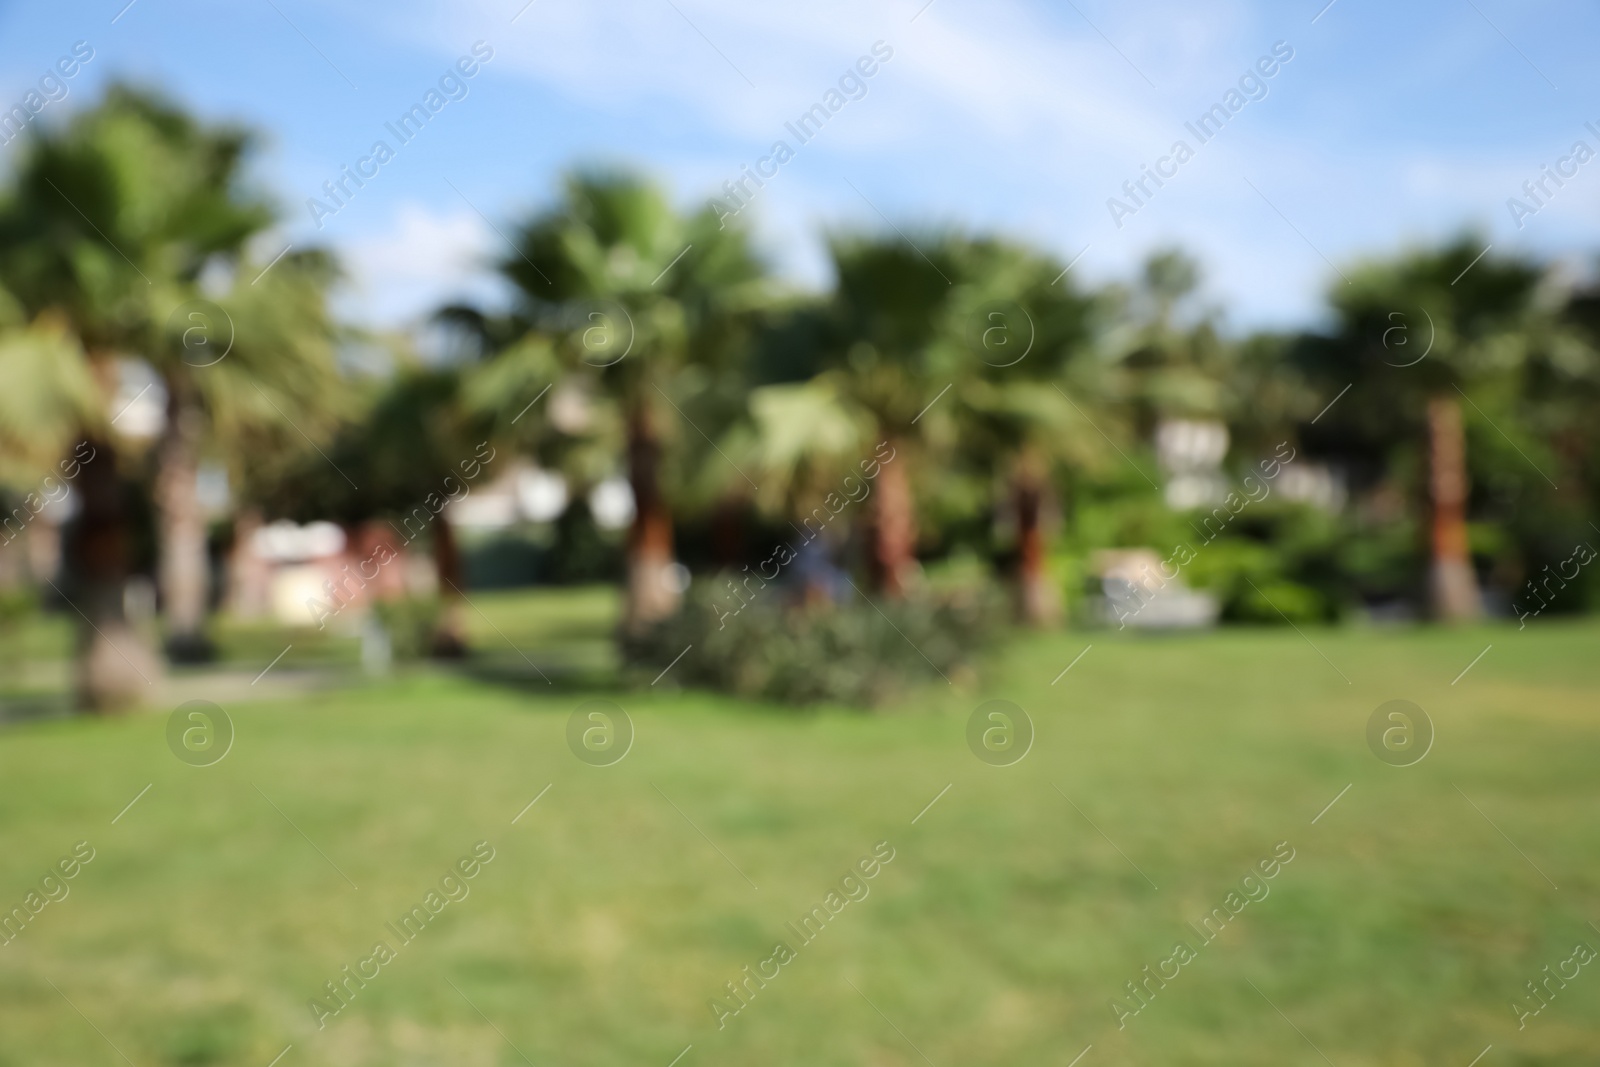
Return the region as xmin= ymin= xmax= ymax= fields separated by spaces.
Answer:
xmin=1 ymin=589 xmax=1597 ymax=1066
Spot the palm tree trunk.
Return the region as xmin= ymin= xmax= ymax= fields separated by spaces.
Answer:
xmin=429 ymin=515 xmax=468 ymax=658
xmin=1426 ymin=395 xmax=1481 ymax=621
xmin=867 ymin=438 xmax=916 ymax=598
xmin=67 ymin=435 xmax=160 ymax=710
xmin=710 ymin=493 xmax=745 ymax=568
xmin=624 ymin=398 xmax=680 ymax=630
xmin=156 ymin=390 xmax=214 ymax=661
xmin=1014 ymin=464 xmax=1060 ymax=626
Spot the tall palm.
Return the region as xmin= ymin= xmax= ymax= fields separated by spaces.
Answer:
xmin=155 ymin=249 xmax=343 ymax=658
xmin=1107 ymin=249 xmax=1233 ymax=441
xmin=0 ymin=86 xmax=174 ymax=705
xmin=1295 ymin=238 xmax=1554 ymax=621
xmin=0 ymin=85 xmax=342 ymax=681
xmin=465 ymin=171 xmax=767 ymax=630
xmin=816 ymin=232 xmax=1104 ymax=604
xmin=948 ymin=240 xmax=1105 ymax=624
xmin=816 ymin=234 xmax=968 ymax=597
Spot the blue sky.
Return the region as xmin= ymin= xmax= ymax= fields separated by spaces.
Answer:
xmin=1 ymin=0 xmax=1596 ymax=332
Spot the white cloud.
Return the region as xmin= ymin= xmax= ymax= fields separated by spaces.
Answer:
xmin=317 ymin=0 xmax=1600 ymax=329
xmin=370 ymin=0 xmax=1185 ymax=179
xmin=336 ymin=201 xmax=502 ymax=327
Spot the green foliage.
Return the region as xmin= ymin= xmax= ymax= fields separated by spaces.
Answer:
xmin=622 ymin=581 xmax=1005 ymax=707
xmin=9 ymin=79 xmax=1600 ymax=643
xmin=462 ymin=170 xmax=771 ymax=505
xmin=548 ymin=500 xmax=624 ymax=584
xmin=1182 ymin=505 xmax=1353 ymax=623
xmin=0 ymin=585 xmax=38 ymax=624
xmin=0 ymin=300 xmax=100 ymax=478
xmin=458 ymin=505 xmax=625 ymax=589
xmin=371 ymin=597 xmax=441 ymax=662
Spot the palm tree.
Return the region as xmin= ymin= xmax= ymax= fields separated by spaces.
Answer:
xmin=0 ymin=87 xmax=172 ymax=706
xmin=816 ymin=234 xmax=967 ymax=597
xmin=1294 ymin=238 xmax=1556 ymax=621
xmin=155 ymin=249 xmax=343 ymax=659
xmin=1106 ymin=249 xmax=1234 ymax=443
xmin=948 ymin=240 xmax=1105 ymax=624
xmin=458 ymin=171 xmax=767 ymax=631
xmin=815 ymin=231 xmax=1107 ymax=607
xmin=0 ymin=85 xmax=343 ymax=680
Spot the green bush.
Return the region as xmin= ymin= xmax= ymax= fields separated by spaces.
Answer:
xmin=371 ymin=597 xmax=441 ymax=661
xmin=1179 ymin=505 xmax=1349 ymax=623
xmin=622 ymin=579 xmax=1006 ymax=707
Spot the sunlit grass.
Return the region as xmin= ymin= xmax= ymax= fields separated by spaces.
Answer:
xmin=0 ymin=593 xmax=1596 ymax=1066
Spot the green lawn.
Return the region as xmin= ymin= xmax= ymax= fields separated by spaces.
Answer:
xmin=1 ymin=590 xmax=1597 ymax=1066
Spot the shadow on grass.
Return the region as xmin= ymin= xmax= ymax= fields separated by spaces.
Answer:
xmin=451 ymin=657 xmax=625 ymax=699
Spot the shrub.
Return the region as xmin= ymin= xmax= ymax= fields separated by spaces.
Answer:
xmin=622 ymin=579 xmax=1005 ymax=707
xmin=371 ymin=597 xmax=441 ymax=661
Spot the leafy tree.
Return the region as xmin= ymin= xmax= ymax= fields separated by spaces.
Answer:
xmin=811 ymin=234 xmax=964 ymax=597
xmin=453 ymin=171 xmax=767 ymax=630
xmin=1104 ymin=249 xmax=1234 ymax=438
xmin=155 ymin=249 xmax=343 ymax=658
xmin=0 ymin=85 xmax=342 ymax=691
xmin=1294 ymin=237 xmax=1566 ymax=620
xmin=947 ymin=239 xmax=1105 ymax=624
xmin=0 ymin=86 xmax=175 ymax=705
xmin=806 ymin=232 xmax=1105 ymax=612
